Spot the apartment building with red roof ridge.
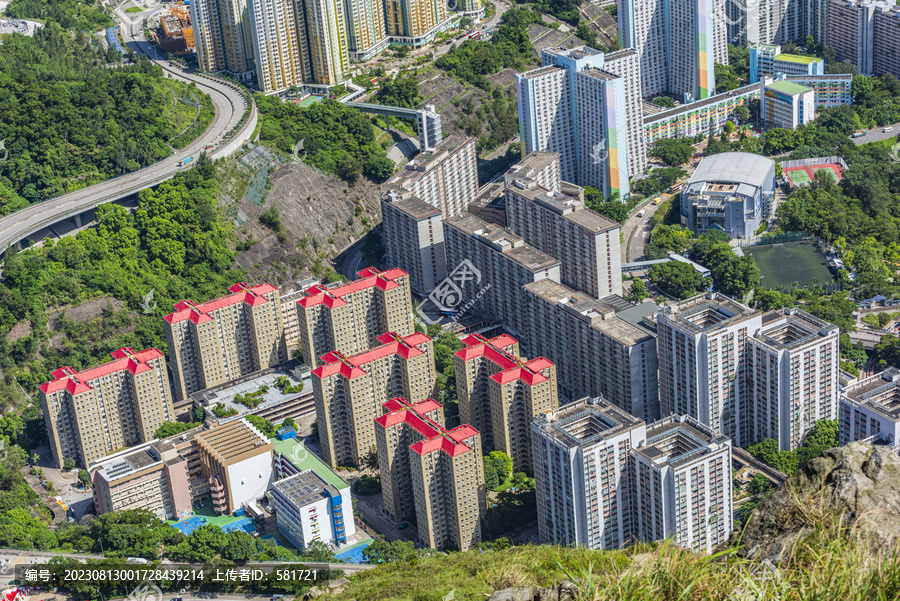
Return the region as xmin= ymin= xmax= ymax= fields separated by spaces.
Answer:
xmin=295 ymin=267 xmax=414 ymax=368
xmin=453 ymin=333 xmax=559 ymax=473
xmin=163 ymin=282 xmax=285 ymax=401
xmin=312 ymin=331 xmax=437 ymax=468
xmin=375 ymin=397 xmax=485 ymax=551
xmin=39 ymin=347 xmax=174 ymax=469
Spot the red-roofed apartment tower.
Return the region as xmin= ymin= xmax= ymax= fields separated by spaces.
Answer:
xmin=295 ymin=267 xmax=414 ymax=368
xmin=454 ymin=334 xmax=559 ymax=473
xmin=312 ymin=332 xmax=437 ymax=468
xmin=375 ymin=397 xmax=485 ymax=551
xmin=163 ymin=283 xmax=285 ymax=401
xmin=39 ymin=348 xmax=174 ymax=469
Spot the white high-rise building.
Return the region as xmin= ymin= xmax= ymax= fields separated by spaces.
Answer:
xmin=532 ymin=400 xmax=733 ymax=553
xmin=633 ymin=415 xmax=733 ymax=553
xmin=840 ymin=368 xmax=900 ymax=446
xmin=748 ymin=308 xmax=839 ymax=450
xmin=656 ymin=293 xmax=762 ymax=447
xmin=516 ymin=47 xmax=646 ymax=200
xmin=617 ymin=0 xmax=722 ymax=102
xmin=532 ymin=398 xmax=647 ymax=549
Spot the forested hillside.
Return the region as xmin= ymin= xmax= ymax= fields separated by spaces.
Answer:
xmin=0 ymin=22 xmax=209 ymax=208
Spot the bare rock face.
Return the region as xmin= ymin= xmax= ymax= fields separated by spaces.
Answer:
xmin=734 ymin=442 xmax=900 ymax=559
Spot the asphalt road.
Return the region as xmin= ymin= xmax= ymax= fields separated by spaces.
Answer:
xmin=622 ymin=202 xmax=662 ymax=263
xmin=851 ymin=121 xmax=900 ymax=146
xmin=0 ymin=8 xmax=253 ymax=253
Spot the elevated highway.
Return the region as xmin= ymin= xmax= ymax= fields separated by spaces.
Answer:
xmin=0 ymin=11 xmax=256 ymax=252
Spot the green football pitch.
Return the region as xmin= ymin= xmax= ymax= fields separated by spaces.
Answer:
xmin=745 ymin=242 xmax=834 ymax=289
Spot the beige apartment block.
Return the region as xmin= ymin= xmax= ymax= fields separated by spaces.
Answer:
xmin=370 ymin=396 xmax=487 ymax=551
xmin=296 ymin=267 xmax=414 ymax=367
xmin=385 ymin=136 xmax=478 ymax=219
xmin=164 ymin=283 xmax=286 ymax=401
xmin=90 ymin=440 xmax=192 ymax=521
xmin=504 ymin=164 xmax=623 ymax=298
xmin=454 ymin=334 xmax=558 ymax=473
xmin=40 ymin=348 xmax=174 ymax=469
xmin=313 ymin=331 xmax=437 ymax=467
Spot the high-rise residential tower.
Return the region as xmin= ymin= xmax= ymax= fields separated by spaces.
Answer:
xmin=343 ymin=0 xmax=390 ymax=60
xmin=633 ymin=415 xmax=733 ymax=552
xmin=748 ymin=308 xmax=839 ymax=450
xmin=295 ymin=267 xmax=414 ymax=367
xmin=312 ymin=331 xmax=436 ymax=467
xmin=656 ymin=293 xmax=762 ymax=446
xmin=190 ymin=0 xmax=255 ymax=79
xmin=617 ymin=0 xmax=719 ymax=101
xmin=504 ymin=158 xmax=623 ymax=298
xmin=164 ymin=283 xmax=286 ymax=401
xmin=247 ymin=0 xmax=306 ymax=92
xmin=516 ymin=47 xmax=646 ymax=198
xmin=453 ymin=334 xmax=558 ymax=472
xmin=532 ymin=397 xmax=647 ymax=549
xmin=375 ymin=397 xmax=486 ymax=552
xmin=40 ymin=348 xmax=175 ymax=469
xmin=523 ymin=279 xmax=660 ymax=421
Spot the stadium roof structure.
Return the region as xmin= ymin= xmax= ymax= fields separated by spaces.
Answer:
xmin=688 ymin=152 xmax=776 ymax=191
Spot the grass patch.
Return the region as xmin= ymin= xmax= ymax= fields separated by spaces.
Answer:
xmin=330 ymin=525 xmax=900 ymax=601
xmin=171 ymin=91 xmax=215 ymax=149
xmin=744 ymin=241 xmax=834 ymax=289
xmin=124 ymin=6 xmax=144 ymax=12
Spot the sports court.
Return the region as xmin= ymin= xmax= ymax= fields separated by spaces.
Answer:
xmin=744 ymin=241 xmax=834 ymax=289
xmin=334 ymin=538 xmax=374 ymax=563
xmin=783 ymin=162 xmax=844 ymax=187
xmin=221 ymin=517 xmax=257 ymax=535
xmin=172 ymin=515 xmax=208 ymax=536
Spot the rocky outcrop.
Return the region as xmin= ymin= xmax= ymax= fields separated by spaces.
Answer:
xmin=734 ymin=442 xmax=900 ymax=559
xmin=486 ymin=580 xmax=580 ymax=601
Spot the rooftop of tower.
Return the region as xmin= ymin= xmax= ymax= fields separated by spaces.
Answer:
xmin=443 ymin=212 xmax=561 ymax=272
xmin=533 ymin=396 xmax=645 ymax=450
xmin=842 ymin=368 xmax=900 ymax=421
xmin=636 ymin=415 xmax=730 ymax=469
xmin=660 ymin=292 xmax=759 ymax=334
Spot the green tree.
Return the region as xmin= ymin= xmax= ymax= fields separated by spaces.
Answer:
xmin=362 ymin=539 xmax=417 ymax=564
xmin=747 ymin=438 xmax=799 ymax=476
xmin=748 ymin=473 xmax=771 ymax=495
xmin=648 ymin=261 xmax=706 ymax=298
xmin=649 ymin=138 xmax=694 ymax=166
xmin=483 ymin=459 xmax=500 ymax=490
xmin=300 ymin=539 xmax=336 ymax=562
xmin=194 ymin=406 xmax=206 ymax=422
xmin=154 ymin=421 xmax=199 ymax=439
xmin=78 ymin=470 xmax=91 ymax=489
xmin=489 ymin=451 xmax=513 ymax=480
xmin=63 ymin=457 xmax=76 ymax=470
xmin=631 ymin=278 xmax=649 ymax=301
xmin=222 ymin=531 xmax=256 ymax=563
xmin=281 ymin=417 xmax=296 ymax=430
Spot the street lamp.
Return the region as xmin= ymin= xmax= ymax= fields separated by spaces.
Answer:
xmin=27 ymin=532 xmax=34 ymax=551
xmin=97 ymin=538 xmax=104 ymax=554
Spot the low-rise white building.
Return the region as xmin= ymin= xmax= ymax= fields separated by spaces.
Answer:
xmin=268 ymin=469 xmax=355 ymax=551
xmin=840 ymin=367 xmax=900 ymax=447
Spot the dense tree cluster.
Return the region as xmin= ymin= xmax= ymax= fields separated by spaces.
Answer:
xmin=255 ymin=96 xmax=394 ymax=183
xmin=648 ymin=138 xmax=694 ymax=167
xmin=0 ymin=24 xmax=195 ymax=206
xmin=0 ymin=156 xmax=239 ymax=394
xmin=647 ymin=261 xmax=707 ymax=299
xmin=436 ymin=8 xmax=543 ymax=89
xmin=691 ymin=232 xmax=761 ymax=298
xmin=7 ymin=0 xmax=112 ymax=31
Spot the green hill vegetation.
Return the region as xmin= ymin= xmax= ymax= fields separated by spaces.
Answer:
xmin=324 ymin=533 xmax=900 ymax=600
xmin=254 ymin=95 xmax=395 ymax=183
xmin=0 ymin=22 xmax=213 ymax=208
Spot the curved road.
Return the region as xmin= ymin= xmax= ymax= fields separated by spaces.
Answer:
xmin=0 ymin=10 xmax=255 ymax=252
